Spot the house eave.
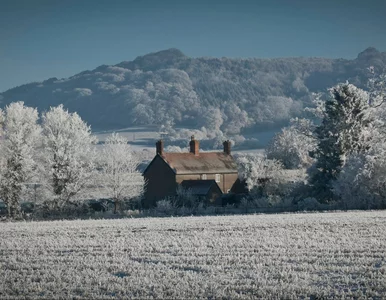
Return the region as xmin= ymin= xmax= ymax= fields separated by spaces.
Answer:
xmin=176 ymin=171 xmax=238 ymax=175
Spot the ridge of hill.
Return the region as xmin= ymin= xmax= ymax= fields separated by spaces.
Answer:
xmin=1 ymin=47 xmax=385 ymax=134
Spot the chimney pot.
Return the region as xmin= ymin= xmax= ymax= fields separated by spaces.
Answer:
xmin=156 ymin=140 xmax=164 ymax=155
xmin=223 ymin=140 xmax=231 ymax=155
xmin=189 ymin=136 xmax=199 ymax=156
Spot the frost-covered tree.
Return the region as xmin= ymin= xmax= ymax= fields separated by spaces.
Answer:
xmin=333 ymin=136 xmax=386 ymax=210
xmin=199 ymin=106 xmax=223 ymax=136
xmin=222 ymin=103 xmax=249 ymax=135
xmin=131 ymin=103 xmax=154 ymax=125
xmin=39 ymin=105 xmax=97 ymax=210
xmin=309 ymin=83 xmax=374 ymax=202
xmin=97 ymin=133 xmax=145 ymax=213
xmin=254 ymin=96 xmax=299 ymax=124
xmin=332 ymin=73 xmax=386 ymax=209
xmin=266 ymin=119 xmax=316 ymax=169
xmin=0 ymin=102 xmax=40 ymax=218
xmin=367 ymin=66 xmax=386 ymax=107
xmin=237 ymin=154 xmax=285 ymax=197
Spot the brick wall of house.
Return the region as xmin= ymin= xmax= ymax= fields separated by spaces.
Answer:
xmin=143 ymin=156 xmax=177 ymax=208
xmin=223 ymin=173 xmax=239 ymax=193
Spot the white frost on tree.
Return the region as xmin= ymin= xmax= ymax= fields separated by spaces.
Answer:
xmin=96 ymin=133 xmax=145 ymax=213
xmin=367 ymin=66 xmax=386 ymax=107
xmin=266 ymin=119 xmax=316 ymax=169
xmin=39 ymin=105 xmax=97 ymax=210
xmin=200 ymin=106 xmax=223 ymax=137
xmin=222 ymin=103 xmax=249 ymax=135
xmin=0 ymin=102 xmax=41 ymax=218
xmin=333 ymin=137 xmax=386 ymax=210
xmin=308 ymin=83 xmax=375 ymax=202
xmin=333 ymin=76 xmax=386 ymax=209
xmin=237 ymin=154 xmax=285 ymax=197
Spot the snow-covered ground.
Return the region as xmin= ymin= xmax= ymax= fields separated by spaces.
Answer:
xmin=95 ymin=125 xmax=161 ymax=152
xmin=1 ymin=211 xmax=385 ymax=299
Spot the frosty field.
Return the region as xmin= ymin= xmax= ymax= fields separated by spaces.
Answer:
xmin=1 ymin=211 xmax=385 ymax=299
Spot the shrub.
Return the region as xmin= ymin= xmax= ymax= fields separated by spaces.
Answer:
xmin=155 ymin=199 xmax=176 ymax=215
xmin=297 ymin=197 xmax=321 ymax=211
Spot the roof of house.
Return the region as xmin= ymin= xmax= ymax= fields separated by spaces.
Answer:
xmin=160 ymin=152 xmax=238 ymax=174
xmin=181 ymin=180 xmax=222 ymax=196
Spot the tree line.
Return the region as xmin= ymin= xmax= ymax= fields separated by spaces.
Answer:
xmin=0 ymin=104 xmax=144 ymax=218
xmin=1 ymin=69 xmax=385 ymax=218
xmin=238 ymin=69 xmax=386 ymax=210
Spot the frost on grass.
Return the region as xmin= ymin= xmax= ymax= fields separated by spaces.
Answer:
xmin=0 ymin=211 xmax=385 ymax=299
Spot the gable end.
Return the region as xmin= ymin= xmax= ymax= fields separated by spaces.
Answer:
xmin=143 ymin=154 xmax=176 ymax=175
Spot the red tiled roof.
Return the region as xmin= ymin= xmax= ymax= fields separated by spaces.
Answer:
xmin=161 ymin=152 xmax=238 ymax=174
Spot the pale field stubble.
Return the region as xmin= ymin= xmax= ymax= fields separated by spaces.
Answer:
xmin=0 ymin=211 xmax=385 ymax=299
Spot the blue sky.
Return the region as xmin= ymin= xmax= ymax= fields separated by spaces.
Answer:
xmin=1 ymin=0 xmax=385 ymax=92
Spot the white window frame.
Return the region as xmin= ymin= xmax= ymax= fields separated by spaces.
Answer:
xmin=201 ymin=174 xmax=207 ymax=180
xmin=215 ymin=174 xmax=221 ymax=183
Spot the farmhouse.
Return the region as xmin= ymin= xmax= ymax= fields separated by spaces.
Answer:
xmin=142 ymin=136 xmax=241 ymax=208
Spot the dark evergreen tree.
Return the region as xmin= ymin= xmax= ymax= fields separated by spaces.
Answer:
xmin=309 ymin=83 xmax=373 ymax=202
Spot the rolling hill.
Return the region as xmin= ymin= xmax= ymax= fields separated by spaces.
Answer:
xmin=1 ymin=47 xmax=385 ymax=135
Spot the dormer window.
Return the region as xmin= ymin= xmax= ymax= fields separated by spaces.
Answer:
xmin=201 ymin=174 xmax=207 ymax=180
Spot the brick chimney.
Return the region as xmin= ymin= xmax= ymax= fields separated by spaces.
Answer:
xmin=223 ymin=140 xmax=231 ymax=155
xmin=189 ymin=135 xmax=199 ymax=156
xmin=156 ymin=140 xmax=164 ymax=156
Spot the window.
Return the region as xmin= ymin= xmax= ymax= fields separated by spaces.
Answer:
xmin=201 ymin=174 xmax=207 ymax=180
xmin=215 ymin=174 xmax=221 ymax=183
